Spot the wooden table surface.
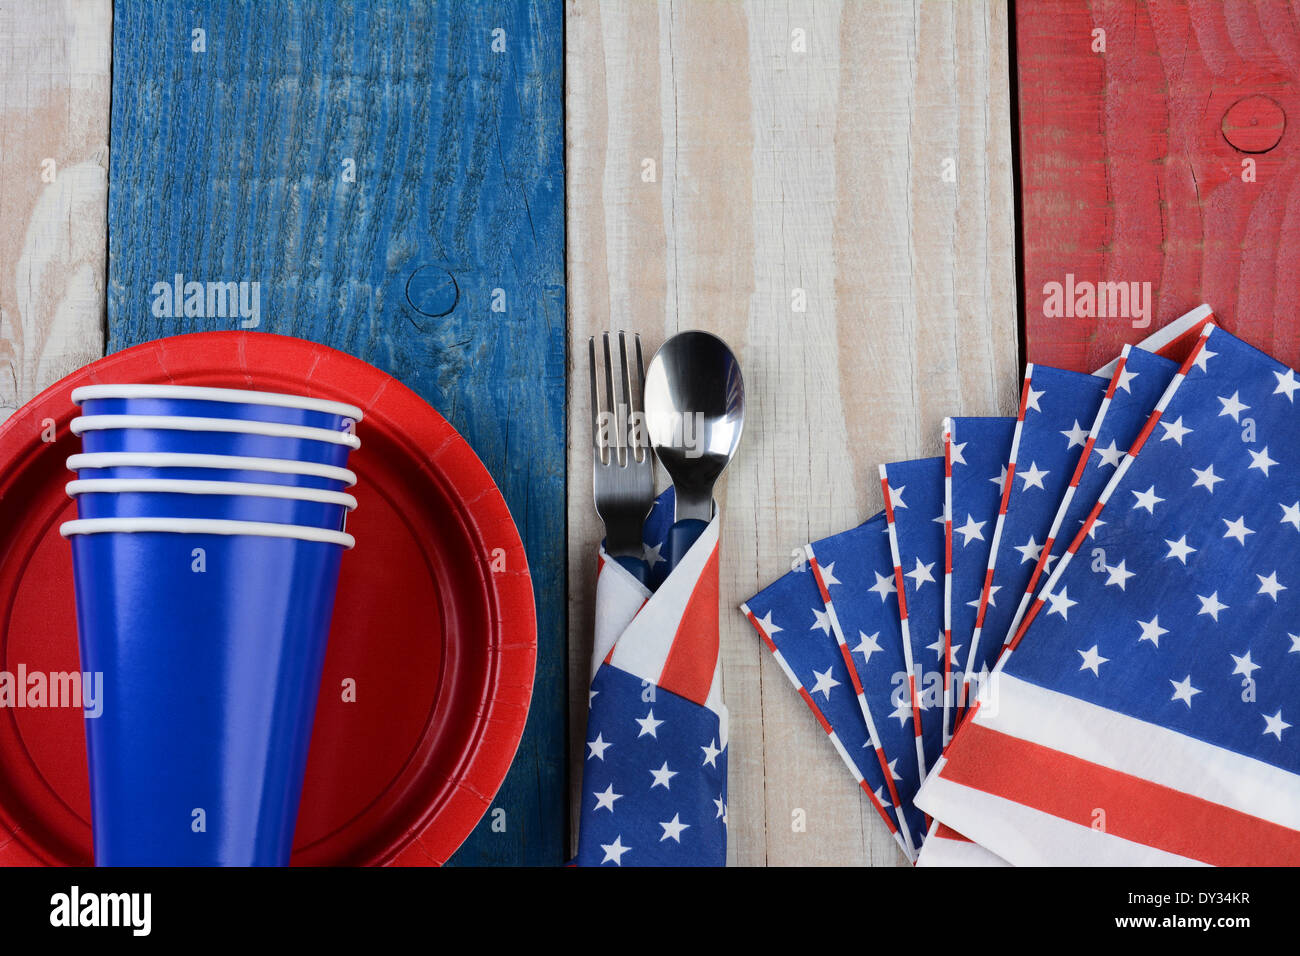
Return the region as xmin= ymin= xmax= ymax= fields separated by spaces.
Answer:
xmin=12 ymin=0 xmax=1237 ymax=868
xmin=567 ymin=0 xmax=1018 ymax=864
xmin=1 ymin=0 xmax=569 ymax=867
xmin=1018 ymin=0 xmax=1300 ymax=373
xmin=104 ymin=0 xmax=568 ymax=866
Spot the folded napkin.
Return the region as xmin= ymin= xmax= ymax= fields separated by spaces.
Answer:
xmin=962 ymin=365 xmax=1108 ymax=698
xmin=743 ymin=306 xmax=1216 ymax=868
xmin=1014 ymin=345 xmax=1178 ymax=631
xmin=880 ymin=457 xmax=947 ymax=776
xmin=574 ymin=491 xmax=728 ymax=866
xmin=807 ymin=515 xmax=931 ymax=858
xmin=945 ymin=415 xmax=1016 ymax=720
xmin=918 ymin=324 xmax=1300 ymax=865
xmin=742 ymin=543 xmax=915 ymax=861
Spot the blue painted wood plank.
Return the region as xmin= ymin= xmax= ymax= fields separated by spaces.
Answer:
xmin=106 ymin=0 xmax=565 ymax=865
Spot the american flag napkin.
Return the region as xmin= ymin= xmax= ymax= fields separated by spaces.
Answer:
xmin=945 ymin=416 xmax=1016 ymax=714
xmin=742 ymin=562 xmax=913 ymax=860
xmin=1009 ymin=345 xmax=1178 ymax=637
xmin=806 ymin=515 xmax=930 ymax=858
xmin=575 ymin=491 xmax=728 ymax=866
xmin=952 ymin=305 xmax=1215 ymax=718
xmin=916 ymin=824 xmax=1011 ymax=867
xmin=918 ymin=324 xmax=1300 ymax=865
xmin=961 ymin=366 xmax=1107 ymax=711
xmin=879 ymin=458 xmax=947 ymax=769
xmin=920 ymin=422 xmax=1018 ymax=867
xmin=927 ymin=323 xmax=1205 ymax=867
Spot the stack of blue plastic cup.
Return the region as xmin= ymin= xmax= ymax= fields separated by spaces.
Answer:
xmin=59 ymin=384 xmax=363 ymax=866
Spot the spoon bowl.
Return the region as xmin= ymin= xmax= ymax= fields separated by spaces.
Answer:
xmin=644 ymin=330 xmax=745 ymax=569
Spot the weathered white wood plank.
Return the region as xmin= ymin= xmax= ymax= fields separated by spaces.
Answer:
xmin=0 ymin=0 xmax=111 ymax=420
xmin=567 ymin=0 xmax=1018 ymax=865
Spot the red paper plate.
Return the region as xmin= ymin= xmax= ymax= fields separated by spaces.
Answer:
xmin=0 ymin=332 xmax=536 ymax=865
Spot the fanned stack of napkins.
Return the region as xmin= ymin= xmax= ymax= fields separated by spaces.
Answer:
xmin=743 ymin=305 xmax=1300 ymax=865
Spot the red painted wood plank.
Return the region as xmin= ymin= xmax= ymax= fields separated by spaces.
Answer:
xmin=1017 ymin=0 xmax=1300 ymax=372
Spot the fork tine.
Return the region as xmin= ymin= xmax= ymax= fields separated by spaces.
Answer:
xmin=601 ymin=332 xmax=622 ymax=467
xmin=633 ymin=333 xmax=645 ymax=396
xmin=636 ymin=334 xmax=647 ymax=460
xmin=618 ymin=331 xmax=636 ymax=465
xmin=623 ymin=332 xmax=646 ymax=464
xmin=590 ymin=330 xmax=655 ymax=566
xmin=588 ymin=336 xmax=605 ymax=466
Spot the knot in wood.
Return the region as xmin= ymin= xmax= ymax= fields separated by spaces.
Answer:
xmin=1221 ymin=95 xmax=1286 ymax=154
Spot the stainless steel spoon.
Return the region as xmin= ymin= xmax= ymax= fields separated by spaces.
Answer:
xmin=643 ymin=330 xmax=745 ymax=572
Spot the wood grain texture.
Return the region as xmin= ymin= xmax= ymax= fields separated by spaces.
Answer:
xmin=566 ymin=0 xmax=1019 ymax=866
xmin=107 ymin=0 xmax=565 ymax=865
xmin=1018 ymin=0 xmax=1300 ymax=373
xmin=0 ymin=0 xmax=111 ymax=421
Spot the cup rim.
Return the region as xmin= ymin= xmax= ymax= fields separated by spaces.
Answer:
xmin=66 ymin=452 xmax=358 ymax=486
xmin=60 ymin=517 xmax=355 ymax=548
xmin=71 ymin=414 xmax=361 ymax=449
xmin=71 ymin=383 xmax=364 ymax=422
xmin=66 ymin=478 xmax=358 ymax=510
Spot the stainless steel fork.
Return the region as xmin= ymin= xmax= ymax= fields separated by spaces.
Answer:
xmin=589 ymin=331 xmax=655 ymax=582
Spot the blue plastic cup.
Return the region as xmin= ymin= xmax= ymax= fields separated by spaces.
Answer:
xmin=67 ymin=479 xmax=356 ymax=531
xmin=66 ymin=453 xmax=357 ymax=492
xmin=61 ymin=518 xmax=354 ymax=866
xmin=71 ymin=384 xmax=363 ymax=433
xmin=71 ymin=415 xmax=360 ymax=468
